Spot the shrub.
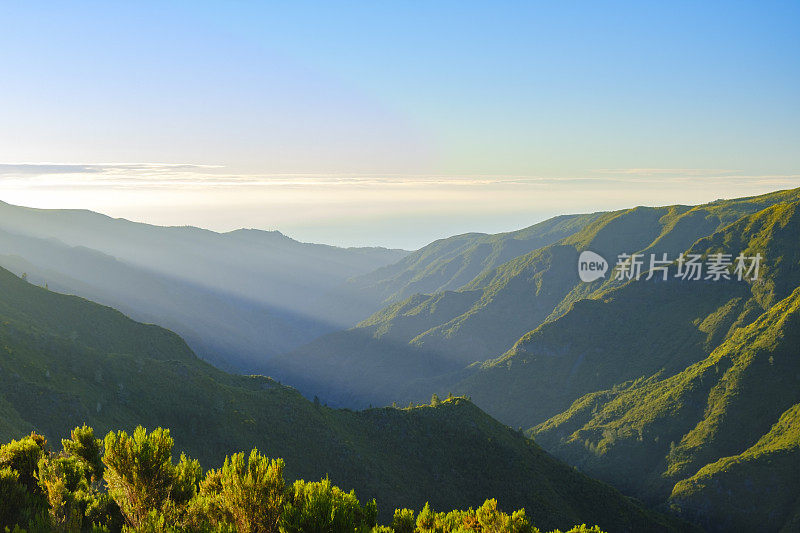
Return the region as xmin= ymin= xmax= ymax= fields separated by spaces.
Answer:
xmin=0 ymin=434 xmax=46 ymax=495
xmin=0 ymin=467 xmax=34 ymax=530
xmin=61 ymin=425 xmax=103 ymax=483
xmin=193 ymin=449 xmax=285 ymax=533
xmin=281 ymin=477 xmax=377 ymax=533
xmin=36 ymin=454 xmax=89 ymax=532
xmin=390 ymin=508 xmax=415 ymax=533
xmin=103 ymin=426 xmax=197 ymax=529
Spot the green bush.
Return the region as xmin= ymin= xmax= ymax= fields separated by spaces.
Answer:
xmin=61 ymin=425 xmax=104 ymax=483
xmin=281 ymin=477 xmax=377 ymax=533
xmin=390 ymin=508 xmax=415 ymax=533
xmin=103 ymin=427 xmax=198 ymax=530
xmin=0 ymin=434 xmax=46 ymax=495
xmin=0 ymin=467 xmax=35 ymax=529
xmin=191 ymin=449 xmax=285 ymax=533
xmin=0 ymin=425 xmax=608 ymax=533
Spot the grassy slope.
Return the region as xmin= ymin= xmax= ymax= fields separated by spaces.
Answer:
xmin=0 ymin=266 xmax=681 ymax=531
xmin=457 ymin=194 xmax=800 ymax=427
xmin=279 ymin=188 xmax=800 ymax=410
xmin=669 ymin=403 xmax=800 ymax=532
xmin=529 ymin=205 xmax=800 ymax=531
xmin=348 ymin=213 xmax=602 ymax=306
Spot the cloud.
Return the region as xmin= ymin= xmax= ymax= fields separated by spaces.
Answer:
xmin=0 ymin=163 xmax=798 ymax=195
xmin=592 ymin=168 xmax=740 ymax=176
xmin=0 ymin=162 xmax=223 ymax=178
xmin=0 ymin=163 xmax=592 ymax=189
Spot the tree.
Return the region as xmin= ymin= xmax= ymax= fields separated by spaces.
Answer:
xmin=390 ymin=508 xmax=415 ymax=533
xmin=416 ymin=502 xmax=437 ymax=532
xmin=0 ymin=467 xmax=35 ymax=530
xmin=36 ymin=454 xmax=88 ymax=532
xmin=281 ymin=477 xmax=377 ymax=533
xmin=102 ymin=426 xmax=198 ymax=529
xmin=193 ymin=448 xmax=286 ymax=533
xmin=62 ymin=425 xmax=103 ymax=483
xmin=0 ymin=433 xmax=46 ymax=495
xmin=0 ymin=433 xmax=48 ymax=529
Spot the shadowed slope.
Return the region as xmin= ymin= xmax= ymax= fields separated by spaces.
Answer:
xmin=0 ymin=265 xmax=681 ymax=530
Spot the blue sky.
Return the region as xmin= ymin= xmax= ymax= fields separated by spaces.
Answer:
xmin=1 ymin=1 xmax=798 ymax=248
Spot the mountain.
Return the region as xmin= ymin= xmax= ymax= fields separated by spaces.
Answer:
xmin=462 ymin=196 xmax=800 ymax=427
xmin=670 ymin=402 xmax=800 ymax=532
xmin=0 ymin=229 xmax=321 ymax=372
xmin=526 ymin=202 xmax=800 ymax=532
xmin=348 ymin=213 xmax=602 ymax=307
xmin=0 ymin=201 xmax=407 ymax=371
xmin=0 ymin=264 xmax=681 ymax=531
xmin=277 ymin=188 xmax=800 ymax=409
xmin=535 ymin=285 xmax=800 ymax=532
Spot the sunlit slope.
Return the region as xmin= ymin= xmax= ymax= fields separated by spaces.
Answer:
xmin=535 ymin=285 xmax=800 ymax=532
xmin=278 ymin=188 xmax=800 ymax=409
xmin=463 ymin=197 xmax=800 ymax=430
xmin=669 ymin=403 xmax=800 ymax=532
xmin=0 ymin=265 xmax=680 ymax=530
xmin=348 ymin=213 xmax=602 ymax=306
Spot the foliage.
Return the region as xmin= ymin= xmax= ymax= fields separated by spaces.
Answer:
xmin=530 ymin=202 xmax=800 ymax=531
xmin=191 ymin=449 xmax=285 ymax=533
xmin=0 ymin=434 xmax=46 ymax=496
xmin=0 ymin=467 xmax=36 ymax=530
xmin=0 ymin=425 xmax=619 ymax=533
xmin=62 ymin=425 xmax=104 ymax=483
xmin=404 ymin=499 xmax=536 ymax=532
xmin=103 ymin=426 xmax=199 ymax=530
xmin=281 ymin=477 xmax=377 ymax=533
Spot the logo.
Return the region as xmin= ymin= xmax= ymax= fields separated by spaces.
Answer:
xmin=578 ymin=250 xmax=608 ymax=282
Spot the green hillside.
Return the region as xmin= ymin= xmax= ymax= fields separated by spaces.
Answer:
xmin=455 ymin=193 xmax=800 ymax=423
xmin=0 ymin=265 xmax=677 ymax=531
xmin=348 ymin=213 xmax=602 ymax=306
xmin=277 ymin=188 xmax=800 ymax=409
xmin=534 ymin=285 xmax=800 ymax=532
xmin=669 ymin=403 xmax=800 ymax=532
xmin=525 ymin=204 xmax=800 ymax=531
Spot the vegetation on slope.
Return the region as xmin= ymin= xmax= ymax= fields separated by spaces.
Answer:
xmin=280 ymin=188 xmax=800 ymax=410
xmin=529 ymin=208 xmax=800 ymax=531
xmin=669 ymin=403 xmax=800 ymax=532
xmin=0 ymin=425 xmax=623 ymax=533
xmin=0 ymin=266 xmax=675 ymax=531
xmin=459 ymin=195 xmax=800 ymax=427
xmin=348 ymin=213 xmax=602 ymax=306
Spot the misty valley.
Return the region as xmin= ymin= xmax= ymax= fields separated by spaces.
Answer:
xmin=1 ymin=188 xmax=799 ymax=532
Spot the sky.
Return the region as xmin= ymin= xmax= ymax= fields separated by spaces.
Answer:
xmin=1 ymin=1 xmax=798 ymax=249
